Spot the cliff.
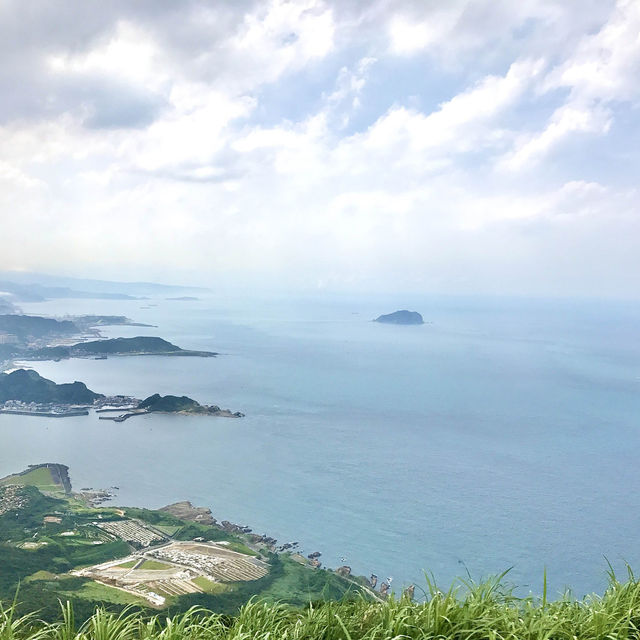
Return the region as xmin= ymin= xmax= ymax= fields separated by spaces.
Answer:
xmin=0 ymin=462 xmax=72 ymax=494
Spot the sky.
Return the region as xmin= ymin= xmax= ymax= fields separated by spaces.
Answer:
xmin=0 ymin=0 xmax=639 ymax=297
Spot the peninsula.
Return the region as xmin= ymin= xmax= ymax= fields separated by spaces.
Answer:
xmin=139 ymin=393 xmax=244 ymax=417
xmin=0 ymin=313 xmax=77 ymax=340
xmin=26 ymin=336 xmax=217 ymax=360
xmin=98 ymin=393 xmax=244 ymax=422
xmin=71 ymin=315 xmax=156 ymax=329
xmin=0 ymin=314 xmax=215 ymax=370
xmin=0 ymin=369 xmax=242 ymax=420
xmin=0 ymin=463 xmax=370 ymax=619
xmin=374 ymin=310 xmax=424 ymax=325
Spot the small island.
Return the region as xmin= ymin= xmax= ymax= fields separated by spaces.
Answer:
xmin=374 ymin=310 xmax=424 ymax=325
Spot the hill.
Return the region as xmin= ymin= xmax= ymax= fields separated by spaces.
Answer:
xmin=0 ymin=369 xmax=103 ymax=404
xmin=138 ymin=393 xmax=203 ymax=412
xmin=0 ymin=314 xmax=78 ymax=339
xmin=137 ymin=394 xmax=244 ymax=417
xmin=28 ymin=337 xmax=216 ymax=359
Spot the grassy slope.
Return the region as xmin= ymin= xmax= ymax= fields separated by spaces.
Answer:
xmin=0 ymin=486 xmax=132 ymax=619
xmin=4 ymin=572 xmax=640 ymax=640
xmin=45 ymin=576 xmax=149 ymax=607
xmin=0 ymin=467 xmax=64 ymax=496
xmin=6 ymin=484 xmax=640 ymax=638
xmin=0 ymin=485 xmax=361 ymax=622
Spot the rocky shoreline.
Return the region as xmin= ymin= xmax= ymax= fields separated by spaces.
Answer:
xmin=97 ymin=407 xmax=244 ymax=423
xmin=2 ymin=462 xmax=402 ymax=602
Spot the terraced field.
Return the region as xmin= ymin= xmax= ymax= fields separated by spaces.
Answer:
xmin=74 ymin=540 xmax=270 ymax=606
xmin=97 ymin=519 xmax=167 ymax=547
xmin=148 ymin=542 xmax=269 ymax=582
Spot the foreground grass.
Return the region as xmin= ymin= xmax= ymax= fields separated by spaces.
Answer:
xmin=4 ymin=570 xmax=640 ymax=640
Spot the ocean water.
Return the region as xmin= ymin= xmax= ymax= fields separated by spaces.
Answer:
xmin=1 ymin=294 xmax=640 ymax=598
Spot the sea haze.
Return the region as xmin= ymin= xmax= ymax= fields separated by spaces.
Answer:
xmin=1 ymin=294 xmax=639 ymax=598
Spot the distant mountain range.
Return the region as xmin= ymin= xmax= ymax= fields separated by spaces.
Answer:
xmin=0 ymin=271 xmax=208 ymax=303
xmin=0 ymin=314 xmax=77 ymax=339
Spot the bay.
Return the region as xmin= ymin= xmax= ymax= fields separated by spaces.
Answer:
xmin=1 ymin=294 xmax=639 ymax=598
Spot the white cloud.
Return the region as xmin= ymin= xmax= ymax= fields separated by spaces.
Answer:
xmin=544 ymin=0 xmax=640 ymax=103
xmin=500 ymin=0 xmax=640 ymax=171
xmin=0 ymin=0 xmax=639 ymax=297
xmin=120 ymin=88 xmax=255 ymax=172
xmin=329 ymin=58 xmax=543 ymax=179
xmin=501 ymin=102 xmax=612 ymax=171
xmin=388 ymin=10 xmax=462 ymax=56
xmin=48 ymin=21 xmax=164 ymax=91
xmin=225 ymin=0 xmax=335 ymax=89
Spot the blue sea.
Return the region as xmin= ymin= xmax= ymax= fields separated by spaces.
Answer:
xmin=1 ymin=293 xmax=640 ymax=598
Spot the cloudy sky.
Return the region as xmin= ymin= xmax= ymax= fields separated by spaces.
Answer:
xmin=1 ymin=0 xmax=639 ymax=296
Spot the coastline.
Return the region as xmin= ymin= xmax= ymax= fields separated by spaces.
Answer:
xmin=0 ymin=461 xmax=388 ymax=611
xmin=1 ymin=369 xmax=244 ymax=421
xmin=0 ymin=408 xmax=89 ymax=417
xmin=5 ymin=295 xmax=639 ymax=599
xmin=98 ymin=408 xmax=244 ymax=422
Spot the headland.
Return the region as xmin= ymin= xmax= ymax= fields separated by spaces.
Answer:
xmin=0 ymin=462 xmax=382 ymax=619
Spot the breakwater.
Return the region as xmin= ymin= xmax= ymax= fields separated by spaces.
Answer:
xmin=0 ymin=408 xmax=89 ymax=418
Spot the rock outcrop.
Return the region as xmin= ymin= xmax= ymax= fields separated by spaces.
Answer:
xmin=160 ymin=501 xmax=216 ymax=525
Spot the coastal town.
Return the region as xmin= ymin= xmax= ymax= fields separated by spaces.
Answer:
xmin=0 ymin=394 xmax=138 ymax=418
xmin=0 ymin=399 xmax=90 ymax=417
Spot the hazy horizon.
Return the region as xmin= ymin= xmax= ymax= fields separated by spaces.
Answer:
xmin=1 ymin=1 xmax=639 ymax=298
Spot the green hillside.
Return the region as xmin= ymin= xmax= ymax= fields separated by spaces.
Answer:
xmin=0 ymin=314 xmax=77 ymax=339
xmin=0 ymin=369 xmax=103 ymax=404
xmin=0 ymin=478 xmax=361 ymax=622
xmin=138 ymin=393 xmax=203 ymax=412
